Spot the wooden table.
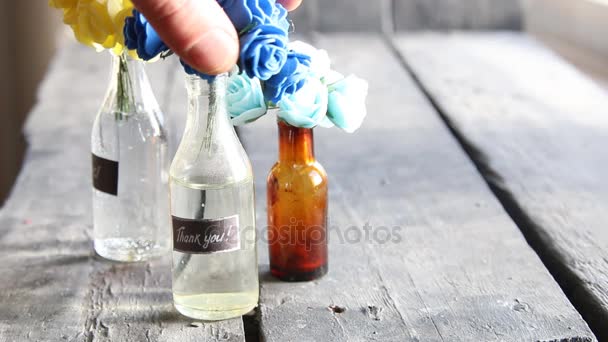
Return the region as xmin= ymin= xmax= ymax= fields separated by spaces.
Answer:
xmin=0 ymin=32 xmax=605 ymax=341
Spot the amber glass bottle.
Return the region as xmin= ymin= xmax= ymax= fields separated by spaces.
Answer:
xmin=267 ymin=120 xmax=328 ymax=281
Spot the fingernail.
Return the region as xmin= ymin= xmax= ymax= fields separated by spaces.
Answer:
xmin=186 ymin=28 xmax=238 ymax=75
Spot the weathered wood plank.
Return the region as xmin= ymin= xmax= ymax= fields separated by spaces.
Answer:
xmin=288 ymin=0 xmax=521 ymax=33
xmin=393 ymin=32 xmax=608 ymax=340
xmin=285 ymin=0 xmax=391 ymax=33
xmin=0 ymin=42 xmax=245 ymax=341
xmin=240 ymin=34 xmax=595 ymax=341
xmin=394 ymin=0 xmax=522 ymax=31
xmin=290 ymin=0 xmax=392 ymax=33
xmin=315 ymin=0 xmax=389 ymax=33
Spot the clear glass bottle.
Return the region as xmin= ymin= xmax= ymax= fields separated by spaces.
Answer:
xmin=267 ymin=120 xmax=328 ymax=281
xmin=91 ymin=52 xmax=170 ymax=262
xmin=169 ymin=74 xmax=258 ymax=320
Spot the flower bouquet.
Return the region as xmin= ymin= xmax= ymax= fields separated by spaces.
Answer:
xmin=118 ymin=1 xmax=369 ymax=131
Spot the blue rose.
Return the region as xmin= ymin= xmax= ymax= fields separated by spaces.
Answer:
xmin=277 ymin=77 xmax=328 ymax=128
xmin=180 ymin=59 xmax=215 ymax=82
xmin=327 ymin=75 xmax=369 ymax=133
xmin=239 ymin=24 xmax=289 ymax=81
xmin=227 ymin=73 xmax=268 ymax=125
xmin=124 ymin=10 xmax=170 ymax=61
xmin=218 ymin=0 xmax=288 ymax=32
xmin=267 ymin=2 xmax=290 ymax=32
xmin=263 ymin=51 xmax=311 ymax=105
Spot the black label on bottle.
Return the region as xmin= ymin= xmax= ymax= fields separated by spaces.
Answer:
xmin=92 ymin=153 xmax=119 ymax=196
xmin=172 ymin=215 xmax=241 ymax=254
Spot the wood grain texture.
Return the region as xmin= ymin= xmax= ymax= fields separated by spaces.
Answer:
xmin=394 ymin=0 xmax=522 ymax=31
xmin=0 ymin=42 xmax=245 ymax=341
xmin=393 ymin=32 xmax=608 ymax=340
xmin=239 ymin=34 xmax=595 ymax=342
xmin=290 ymin=0 xmax=391 ymax=33
xmin=315 ymin=0 xmax=390 ymax=33
xmin=287 ymin=0 xmax=521 ymax=33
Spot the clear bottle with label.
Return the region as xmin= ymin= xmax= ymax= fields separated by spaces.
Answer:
xmin=91 ymin=52 xmax=170 ymax=262
xmin=169 ymin=74 xmax=258 ymax=320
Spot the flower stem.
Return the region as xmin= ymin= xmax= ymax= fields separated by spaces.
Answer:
xmin=115 ymin=52 xmax=134 ymax=121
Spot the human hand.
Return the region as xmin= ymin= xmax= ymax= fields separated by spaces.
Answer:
xmin=131 ymin=0 xmax=302 ymax=75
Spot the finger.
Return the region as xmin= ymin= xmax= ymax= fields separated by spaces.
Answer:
xmin=132 ymin=0 xmax=239 ymax=75
xmin=277 ymin=0 xmax=302 ymax=11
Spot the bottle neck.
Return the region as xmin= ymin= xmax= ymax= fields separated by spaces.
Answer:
xmin=105 ymin=52 xmax=157 ymax=116
xmin=277 ymin=119 xmax=315 ymax=164
xmin=184 ymin=74 xmax=234 ymax=149
xmin=171 ymin=73 xmax=251 ymax=186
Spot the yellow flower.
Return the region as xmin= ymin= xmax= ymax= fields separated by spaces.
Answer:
xmin=107 ymin=0 xmax=133 ymax=20
xmin=49 ymin=0 xmax=134 ymax=53
xmin=62 ymin=7 xmax=79 ymax=26
xmin=108 ymin=1 xmax=135 ymax=47
xmin=74 ymin=1 xmax=115 ymax=47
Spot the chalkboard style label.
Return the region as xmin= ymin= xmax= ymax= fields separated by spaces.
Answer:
xmin=92 ymin=153 xmax=119 ymax=196
xmin=172 ymin=215 xmax=241 ymax=254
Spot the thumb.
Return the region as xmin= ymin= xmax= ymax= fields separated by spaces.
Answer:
xmin=278 ymin=0 xmax=302 ymax=11
xmin=131 ymin=0 xmax=239 ymax=75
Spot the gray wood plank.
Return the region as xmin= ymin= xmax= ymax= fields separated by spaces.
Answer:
xmin=284 ymin=0 xmax=521 ymax=33
xmin=240 ymin=34 xmax=595 ymax=341
xmin=393 ymin=32 xmax=608 ymax=340
xmin=315 ymin=0 xmax=390 ymax=33
xmin=394 ymin=0 xmax=522 ymax=31
xmin=284 ymin=0 xmax=391 ymax=33
xmin=0 ymin=42 xmax=245 ymax=341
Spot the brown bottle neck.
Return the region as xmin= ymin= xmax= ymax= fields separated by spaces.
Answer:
xmin=277 ymin=120 xmax=315 ymax=164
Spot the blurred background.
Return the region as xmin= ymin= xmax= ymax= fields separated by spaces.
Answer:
xmin=1 ymin=0 xmax=607 ymax=205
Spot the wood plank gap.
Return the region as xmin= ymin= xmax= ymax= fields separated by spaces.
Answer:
xmin=385 ymin=33 xmax=604 ymax=340
xmin=242 ymin=312 xmax=261 ymax=342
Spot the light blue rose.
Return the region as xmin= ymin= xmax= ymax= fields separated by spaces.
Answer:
xmin=327 ymin=75 xmax=369 ymax=133
xmin=277 ymin=77 xmax=328 ymax=128
xmin=227 ymin=73 xmax=268 ymax=125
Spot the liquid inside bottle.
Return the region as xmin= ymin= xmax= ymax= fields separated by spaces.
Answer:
xmin=171 ymin=179 xmax=258 ymax=320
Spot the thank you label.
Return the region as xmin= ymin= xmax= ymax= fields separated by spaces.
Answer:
xmin=172 ymin=215 xmax=240 ymax=254
xmin=92 ymin=153 xmax=119 ymax=196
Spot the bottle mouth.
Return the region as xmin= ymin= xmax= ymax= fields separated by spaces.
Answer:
xmin=185 ymin=75 xmax=207 ymax=96
xmin=185 ymin=73 xmax=229 ymax=96
xmin=185 ymin=72 xmax=229 ymax=81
